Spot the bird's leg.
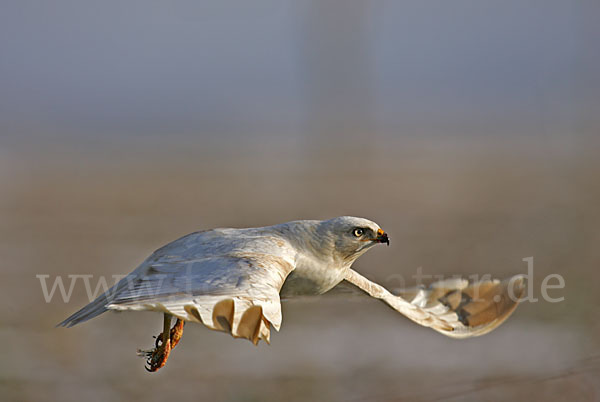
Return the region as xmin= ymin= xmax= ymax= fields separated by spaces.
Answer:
xmin=140 ymin=313 xmax=173 ymax=372
xmin=169 ymin=318 xmax=185 ymax=348
xmin=137 ymin=314 xmax=186 ymax=372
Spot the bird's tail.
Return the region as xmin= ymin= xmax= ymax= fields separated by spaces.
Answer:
xmin=57 ymin=291 xmax=111 ymax=328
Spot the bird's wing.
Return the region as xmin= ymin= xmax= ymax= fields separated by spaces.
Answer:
xmin=344 ymin=268 xmax=525 ymax=338
xmin=58 ymin=230 xmax=296 ymax=345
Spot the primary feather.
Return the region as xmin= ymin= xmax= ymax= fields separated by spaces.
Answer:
xmin=344 ymin=269 xmax=526 ymax=338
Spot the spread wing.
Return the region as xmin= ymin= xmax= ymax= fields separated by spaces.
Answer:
xmin=344 ymin=268 xmax=525 ymax=338
xmin=58 ymin=230 xmax=296 ymax=345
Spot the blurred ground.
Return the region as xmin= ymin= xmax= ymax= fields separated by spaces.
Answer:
xmin=2 ymin=1 xmax=599 ymax=400
xmin=1 ymin=138 xmax=599 ymax=401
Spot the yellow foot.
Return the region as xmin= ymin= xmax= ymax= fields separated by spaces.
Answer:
xmin=137 ymin=314 xmax=185 ymax=372
xmin=143 ymin=337 xmax=171 ymax=372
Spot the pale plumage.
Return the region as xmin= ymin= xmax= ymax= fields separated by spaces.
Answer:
xmin=59 ymin=226 xmax=299 ymax=344
xmin=345 ymin=269 xmax=525 ymax=338
xmin=59 ymin=216 xmax=524 ymax=370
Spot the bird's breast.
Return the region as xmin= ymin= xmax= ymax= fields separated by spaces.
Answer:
xmin=279 ymin=257 xmax=347 ymax=296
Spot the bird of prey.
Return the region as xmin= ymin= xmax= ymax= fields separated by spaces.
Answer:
xmin=59 ymin=216 xmax=525 ymax=371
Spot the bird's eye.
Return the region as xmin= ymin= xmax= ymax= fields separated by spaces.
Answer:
xmin=353 ymin=228 xmax=364 ymax=237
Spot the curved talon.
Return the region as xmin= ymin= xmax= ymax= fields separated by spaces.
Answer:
xmin=145 ymin=338 xmax=171 ymax=372
xmin=139 ymin=314 xmax=185 ymax=372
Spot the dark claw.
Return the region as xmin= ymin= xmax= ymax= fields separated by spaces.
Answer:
xmin=140 ymin=315 xmax=182 ymax=372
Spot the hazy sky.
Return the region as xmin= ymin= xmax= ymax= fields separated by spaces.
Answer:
xmin=1 ymin=0 xmax=598 ymax=146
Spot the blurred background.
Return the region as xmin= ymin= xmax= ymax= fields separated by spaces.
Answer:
xmin=1 ymin=0 xmax=599 ymax=401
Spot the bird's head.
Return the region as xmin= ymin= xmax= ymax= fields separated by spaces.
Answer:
xmin=316 ymin=216 xmax=389 ymax=263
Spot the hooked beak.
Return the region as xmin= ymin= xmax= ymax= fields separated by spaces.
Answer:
xmin=374 ymin=228 xmax=390 ymax=246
